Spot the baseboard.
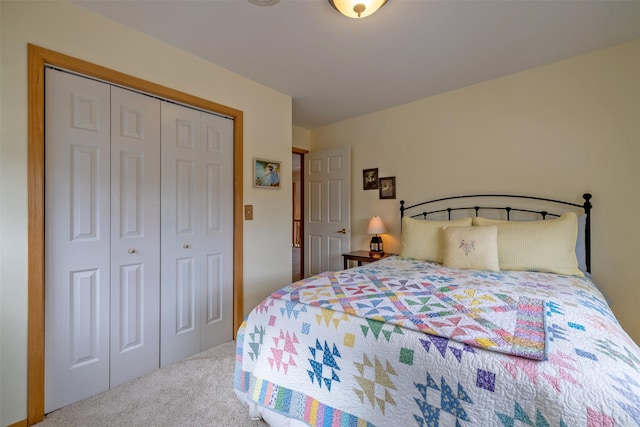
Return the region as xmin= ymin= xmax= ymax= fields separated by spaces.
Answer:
xmin=6 ymin=419 xmax=27 ymax=427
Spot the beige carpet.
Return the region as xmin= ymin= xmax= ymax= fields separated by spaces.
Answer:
xmin=36 ymin=341 xmax=269 ymax=427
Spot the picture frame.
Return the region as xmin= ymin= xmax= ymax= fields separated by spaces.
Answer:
xmin=378 ymin=176 xmax=396 ymax=199
xmin=253 ymin=158 xmax=281 ymax=189
xmin=362 ymin=168 xmax=378 ymax=190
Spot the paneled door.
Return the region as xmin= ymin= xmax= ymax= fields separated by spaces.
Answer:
xmin=304 ymin=146 xmax=351 ymax=277
xmin=160 ymin=101 xmax=234 ymax=367
xmin=109 ymin=86 xmax=161 ymax=388
xmin=44 ymin=69 xmax=161 ymax=411
xmin=45 ymin=68 xmax=112 ymax=413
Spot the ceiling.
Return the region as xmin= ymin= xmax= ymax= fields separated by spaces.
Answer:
xmin=73 ymin=0 xmax=640 ymax=130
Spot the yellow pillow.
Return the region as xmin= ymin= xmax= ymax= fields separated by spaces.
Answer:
xmin=472 ymin=212 xmax=583 ymax=276
xmin=442 ymin=226 xmax=500 ymax=271
xmin=400 ymin=216 xmax=473 ymax=263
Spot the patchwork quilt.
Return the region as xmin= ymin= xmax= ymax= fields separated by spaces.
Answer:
xmin=234 ymin=257 xmax=640 ymax=426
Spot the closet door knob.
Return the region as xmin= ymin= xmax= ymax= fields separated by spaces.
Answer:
xmin=183 ymin=244 xmax=190 ymax=249
xmin=128 ymin=248 xmax=136 ymax=254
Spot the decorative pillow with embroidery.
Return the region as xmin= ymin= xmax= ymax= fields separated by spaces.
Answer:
xmin=473 ymin=212 xmax=583 ymax=276
xmin=442 ymin=225 xmax=500 ymax=271
xmin=400 ymin=216 xmax=473 ymax=263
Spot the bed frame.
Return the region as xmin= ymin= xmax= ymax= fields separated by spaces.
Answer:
xmin=400 ymin=193 xmax=592 ymax=272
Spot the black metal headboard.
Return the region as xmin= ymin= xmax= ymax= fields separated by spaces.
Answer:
xmin=400 ymin=193 xmax=593 ymax=272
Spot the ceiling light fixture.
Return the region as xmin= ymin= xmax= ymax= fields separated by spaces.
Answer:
xmin=328 ymin=0 xmax=388 ymax=18
xmin=248 ymin=0 xmax=280 ymax=6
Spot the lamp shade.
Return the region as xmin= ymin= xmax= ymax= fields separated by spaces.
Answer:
xmin=367 ymin=216 xmax=387 ymax=235
xmin=328 ymin=0 xmax=388 ymax=19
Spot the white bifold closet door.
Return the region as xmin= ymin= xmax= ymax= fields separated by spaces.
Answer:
xmin=109 ymin=86 xmax=161 ymax=387
xmin=44 ymin=68 xmax=234 ymax=412
xmin=160 ymin=101 xmax=234 ymax=367
xmin=45 ymin=68 xmax=161 ymax=412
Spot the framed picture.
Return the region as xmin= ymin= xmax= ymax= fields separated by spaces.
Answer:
xmin=253 ymin=158 xmax=281 ymax=189
xmin=379 ymin=176 xmax=396 ymax=199
xmin=363 ymin=168 xmax=379 ymax=190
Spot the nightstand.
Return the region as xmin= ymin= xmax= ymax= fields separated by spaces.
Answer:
xmin=342 ymin=250 xmax=394 ymax=269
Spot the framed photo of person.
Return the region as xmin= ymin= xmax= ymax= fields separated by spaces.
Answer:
xmin=253 ymin=158 xmax=281 ymax=189
xmin=379 ymin=176 xmax=396 ymax=199
xmin=363 ymin=168 xmax=378 ymax=190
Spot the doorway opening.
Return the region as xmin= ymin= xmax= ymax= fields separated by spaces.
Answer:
xmin=292 ymin=149 xmax=306 ymax=282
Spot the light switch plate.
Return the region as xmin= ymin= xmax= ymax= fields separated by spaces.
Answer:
xmin=244 ymin=205 xmax=253 ymax=220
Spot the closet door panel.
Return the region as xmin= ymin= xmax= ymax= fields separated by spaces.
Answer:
xmin=176 ymin=160 xmax=196 ymax=234
xmin=109 ymin=86 xmax=161 ymax=387
xmin=161 ymin=101 xmax=202 ymax=366
xmin=161 ymin=103 xmax=234 ymax=364
xmin=199 ymin=112 xmax=234 ymax=350
xmin=45 ymin=68 xmax=111 ymax=413
xmin=176 ymin=256 xmax=196 ymax=333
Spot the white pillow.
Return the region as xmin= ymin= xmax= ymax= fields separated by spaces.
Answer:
xmin=400 ymin=216 xmax=473 ymax=263
xmin=442 ymin=226 xmax=500 ymax=271
xmin=472 ymin=212 xmax=582 ymax=276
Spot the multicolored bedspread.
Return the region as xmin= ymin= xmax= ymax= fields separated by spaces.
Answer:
xmin=234 ymin=257 xmax=640 ymax=426
xmin=271 ymin=266 xmax=547 ymax=360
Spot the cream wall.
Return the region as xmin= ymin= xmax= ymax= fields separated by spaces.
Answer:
xmin=293 ymin=125 xmax=312 ymax=151
xmin=0 ymin=1 xmax=293 ymax=425
xmin=311 ymin=40 xmax=640 ymax=345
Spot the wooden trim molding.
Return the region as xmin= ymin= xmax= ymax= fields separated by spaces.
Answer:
xmin=27 ymin=44 xmax=46 ymax=425
xmin=7 ymin=419 xmax=28 ymax=427
xmin=26 ymin=44 xmax=244 ymax=425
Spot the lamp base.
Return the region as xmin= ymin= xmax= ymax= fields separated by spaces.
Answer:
xmin=369 ymin=251 xmax=385 ymax=259
xmin=369 ymin=234 xmax=384 ymax=254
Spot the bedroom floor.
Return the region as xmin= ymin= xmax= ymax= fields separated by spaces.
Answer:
xmin=35 ymin=341 xmax=267 ymax=426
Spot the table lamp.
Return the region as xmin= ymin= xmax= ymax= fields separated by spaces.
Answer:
xmin=367 ymin=216 xmax=386 ymax=258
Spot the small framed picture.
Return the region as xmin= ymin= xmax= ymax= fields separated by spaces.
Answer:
xmin=253 ymin=158 xmax=281 ymax=189
xmin=379 ymin=176 xmax=396 ymax=199
xmin=363 ymin=168 xmax=378 ymax=190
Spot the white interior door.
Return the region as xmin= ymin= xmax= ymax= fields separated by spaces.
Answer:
xmin=109 ymin=86 xmax=161 ymax=387
xmin=304 ymin=146 xmax=351 ymax=277
xmin=160 ymin=101 xmax=234 ymax=367
xmin=45 ymin=68 xmax=111 ymax=412
xmin=198 ymin=111 xmax=234 ymax=351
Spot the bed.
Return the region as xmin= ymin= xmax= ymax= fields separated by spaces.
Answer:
xmin=234 ymin=193 xmax=640 ymax=426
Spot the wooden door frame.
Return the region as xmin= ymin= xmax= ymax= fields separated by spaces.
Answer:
xmin=27 ymin=44 xmax=244 ymax=425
